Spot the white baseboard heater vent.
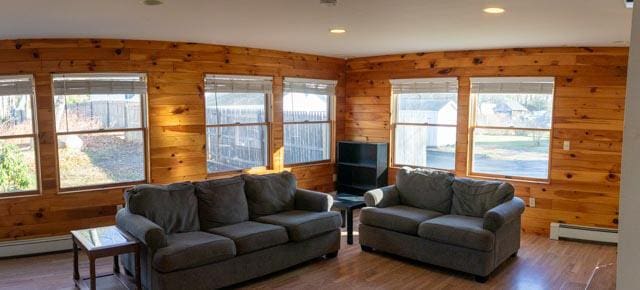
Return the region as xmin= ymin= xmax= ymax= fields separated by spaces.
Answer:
xmin=550 ymin=222 xmax=618 ymax=244
xmin=0 ymin=235 xmax=72 ymax=258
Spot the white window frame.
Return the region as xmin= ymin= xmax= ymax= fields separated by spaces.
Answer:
xmin=391 ymin=77 xmax=458 ymax=171
xmin=52 ymin=73 xmax=149 ymax=191
xmin=469 ymin=76 xmax=555 ymax=182
xmin=283 ymin=77 xmax=336 ymax=166
xmin=0 ymin=75 xmax=39 ymax=197
xmin=204 ymin=74 xmax=272 ymax=173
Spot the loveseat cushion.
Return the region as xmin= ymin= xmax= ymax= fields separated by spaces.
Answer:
xmin=194 ymin=176 xmax=248 ymax=229
xmin=256 ymin=210 xmax=341 ymax=241
xmin=153 ymin=231 xmax=235 ymax=273
xmin=418 ymin=215 xmax=495 ymax=252
xmin=206 ymin=221 xmax=288 ymax=255
xmin=243 ymin=172 xmax=297 ymax=219
xmin=450 ymin=178 xmax=514 ymax=217
xmin=396 ymin=167 xmax=455 ymax=213
xmin=126 ymin=182 xmax=199 ymax=234
xmin=360 ymin=205 xmax=442 ymax=235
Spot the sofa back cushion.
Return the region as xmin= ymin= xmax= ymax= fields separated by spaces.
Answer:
xmin=450 ymin=178 xmax=514 ymax=217
xmin=126 ymin=182 xmax=199 ymax=234
xmin=243 ymin=171 xmax=297 ymax=219
xmin=193 ymin=176 xmax=248 ymax=230
xmin=396 ymin=167 xmax=455 ymax=213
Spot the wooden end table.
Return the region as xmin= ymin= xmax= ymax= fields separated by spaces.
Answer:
xmin=332 ymin=193 xmax=366 ymax=245
xmin=71 ymin=225 xmax=141 ymax=290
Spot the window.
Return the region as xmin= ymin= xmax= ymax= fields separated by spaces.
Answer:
xmin=391 ymin=78 xmax=458 ymax=170
xmin=283 ymin=78 xmax=335 ymax=165
xmin=204 ymin=75 xmax=271 ymax=173
xmin=0 ymin=75 xmax=38 ymax=196
xmin=53 ymin=73 xmax=147 ymax=190
xmin=469 ymin=77 xmax=554 ymax=180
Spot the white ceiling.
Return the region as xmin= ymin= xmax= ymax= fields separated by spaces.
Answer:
xmin=0 ymin=0 xmax=633 ymax=58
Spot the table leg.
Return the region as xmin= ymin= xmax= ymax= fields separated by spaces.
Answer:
xmin=72 ymin=240 xmax=79 ymax=281
xmin=89 ymin=257 xmax=96 ymax=290
xmin=340 ymin=210 xmax=346 ymax=228
xmin=113 ymin=255 xmax=120 ymax=273
xmin=346 ymin=208 xmax=353 ymax=245
xmin=134 ymin=249 xmax=142 ymax=290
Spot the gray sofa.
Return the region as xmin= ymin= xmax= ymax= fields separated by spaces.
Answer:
xmin=116 ymin=171 xmax=342 ymax=290
xmin=359 ymin=168 xmax=525 ymax=282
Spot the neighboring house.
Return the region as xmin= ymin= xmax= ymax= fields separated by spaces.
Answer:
xmin=479 ymin=100 xmax=529 ymax=126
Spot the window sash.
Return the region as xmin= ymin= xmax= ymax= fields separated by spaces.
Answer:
xmin=392 ymin=123 xmax=457 ymax=170
xmin=469 ymin=127 xmax=551 ymax=180
xmin=283 ymin=121 xmax=331 ymax=165
xmin=206 ymin=123 xmax=269 ymax=173
xmin=0 ymin=75 xmax=39 ymax=196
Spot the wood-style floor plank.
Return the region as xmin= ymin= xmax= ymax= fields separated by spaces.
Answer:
xmin=0 ymin=218 xmax=616 ymax=290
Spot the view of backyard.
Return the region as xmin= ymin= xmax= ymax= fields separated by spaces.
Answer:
xmin=0 ymin=93 xmax=37 ymax=194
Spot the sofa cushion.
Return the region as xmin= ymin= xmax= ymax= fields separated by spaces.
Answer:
xmin=451 ymin=178 xmax=515 ymax=217
xmin=243 ymin=172 xmax=297 ymax=219
xmin=194 ymin=176 xmax=248 ymax=229
xmin=152 ymin=231 xmax=235 ymax=273
xmin=126 ymin=182 xmax=199 ymax=234
xmin=256 ymin=210 xmax=341 ymax=242
xmin=418 ymin=215 xmax=495 ymax=252
xmin=206 ymin=221 xmax=288 ymax=255
xmin=396 ymin=167 xmax=455 ymax=213
xmin=360 ymin=205 xmax=442 ymax=235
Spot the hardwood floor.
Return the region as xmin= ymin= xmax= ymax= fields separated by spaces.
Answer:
xmin=0 ymin=222 xmax=616 ymax=290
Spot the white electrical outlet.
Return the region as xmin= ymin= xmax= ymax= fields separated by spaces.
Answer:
xmin=529 ymin=197 xmax=536 ymax=208
xmin=563 ymin=140 xmax=571 ymax=151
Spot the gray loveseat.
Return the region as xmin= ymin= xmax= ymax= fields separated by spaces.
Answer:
xmin=116 ymin=171 xmax=342 ymax=289
xmin=359 ymin=168 xmax=525 ymax=282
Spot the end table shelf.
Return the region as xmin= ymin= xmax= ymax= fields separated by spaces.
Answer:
xmin=71 ymin=225 xmax=141 ymax=290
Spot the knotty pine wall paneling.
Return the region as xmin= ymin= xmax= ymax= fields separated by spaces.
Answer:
xmin=345 ymin=47 xmax=627 ymax=235
xmin=0 ymin=39 xmax=345 ymax=241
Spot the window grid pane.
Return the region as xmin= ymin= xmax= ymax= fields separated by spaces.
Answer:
xmin=206 ymin=125 xmax=268 ymax=172
xmin=283 ymin=78 xmax=334 ymax=164
xmin=53 ymin=73 xmax=147 ymax=189
xmin=472 ymin=128 xmax=550 ymax=179
xmin=392 ymin=78 xmax=458 ymax=169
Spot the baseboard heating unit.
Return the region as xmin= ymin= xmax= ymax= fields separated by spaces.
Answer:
xmin=550 ymin=222 xmax=618 ymax=244
xmin=0 ymin=235 xmax=72 ymax=258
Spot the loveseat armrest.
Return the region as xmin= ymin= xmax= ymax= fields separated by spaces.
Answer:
xmin=294 ymin=188 xmax=334 ymax=212
xmin=116 ymin=208 xmax=167 ymax=250
xmin=483 ymin=197 xmax=525 ymax=232
xmin=364 ymin=185 xmax=400 ymax=208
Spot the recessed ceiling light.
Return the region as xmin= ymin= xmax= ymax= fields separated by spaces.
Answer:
xmin=142 ymin=0 xmax=163 ymax=5
xmin=483 ymin=7 xmax=505 ymax=14
xmin=330 ymin=28 xmax=346 ymax=34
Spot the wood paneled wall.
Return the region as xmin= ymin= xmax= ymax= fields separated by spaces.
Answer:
xmin=0 ymin=39 xmax=345 ymax=241
xmin=345 ymin=47 xmax=627 ymax=235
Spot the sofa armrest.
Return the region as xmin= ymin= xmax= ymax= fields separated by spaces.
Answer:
xmin=483 ymin=197 xmax=525 ymax=232
xmin=294 ymin=188 xmax=333 ymax=212
xmin=116 ymin=208 xmax=167 ymax=250
xmin=364 ymin=185 xmax=400 ymax=208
